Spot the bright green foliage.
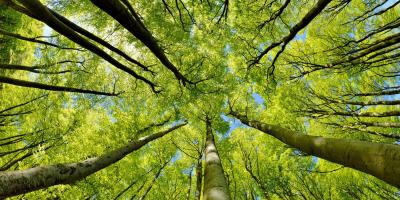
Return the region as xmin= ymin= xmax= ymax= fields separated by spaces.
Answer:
xmin=1 ymin=0 xmax=399 ymax=199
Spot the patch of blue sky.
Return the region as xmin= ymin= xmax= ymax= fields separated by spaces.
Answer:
xmin=373 ymin=0 xmax=398 ymax=13
xmin=104 ymin=65 xmax=113 ymax=75
xmin=378 ymin=75 xmax=400 ymax=100
xmin=348 ymin=32 xmax=355 ymax=39
xmin=223 ymin=44 xmax=232 ymax=56
xmin=294 ymin=29 xmax=307 ymax=42
xmin=170 ymin=119 xmax=187 ymax=127
xmin=34 ymin=46 xmax=42 ymax=59
xmin=304 ymin=120 xmax=310 ymax=132
xmin=364 ymin=21 xmax=373 ymax=33
xmin=226 ymin=66 xmax=233 ymax=73
xmin=62 ymin=94 xmax=78 ymax=109
xmin=258 ymin=43 xmax=266 ymax=52
xmin=252 ymin=92 xmax=265 ymax=109
xmin=292 ymin=150 xmax=318 ymax=172
xmin=382 ymin=93 xmax=400 ymax=101
xmin=220 ymin=114 xmax=243 ymax=138
xmin=14 ymin=121 xmax=22 ymax=132
xmin=28 ymin=70 xmax=39 ymax=82
xmin=216 ymin=131 xmax=230 ymax=142
xmin=33 ymin=26 xmax=52 ymax=61
xmin=307 ymin=156 xmax=319 ymax=172
xmin=171 ymin=150 xmax=182 ymax=163
xmin=293 ymin=149 xmax=303 ymax=156
xmin=98 ymin=97 xmax=117 ymax=123
xmin=43 ymin=25 xmax=52 ymax=38
xmin=108 ymin=115 xmax=117 ymax=123
xmin=230 ymin=28 xmax=237 ymax=35
xmin=182 ymin=166 xmax=194 ymax=176
xmin=189 ymin=25 xmax=196 ymax=39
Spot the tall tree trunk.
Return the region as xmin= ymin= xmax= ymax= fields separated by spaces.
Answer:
xmin=186 ymin=166 xmax=193 ymax=200
xmin=11 ymin=0 xmax=157 ymax=92
xmin=195 ymin=154 xmax=203 ymax=200
xmin=203 ymin=117 xmax=230 ymax=200
xmin=230 ymin=111 xmax=400 ymax=188
xmin=0 ymin=122 xmax=186 ymax=197
xmin=89 ymin=0 xmax=190 ymax=85
xmin=47 ymin=9 xmax=152 ymax=73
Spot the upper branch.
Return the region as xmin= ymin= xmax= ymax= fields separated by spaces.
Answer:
xmin=10 ymin=0 xmax=158 ymax=92
xmin=250 ymin=0 xmax=332 ymax=76
xmin=90 ymin=0 xmax=192 ymax=85
xmin=0 ymin=76 xmax=121 ymax=96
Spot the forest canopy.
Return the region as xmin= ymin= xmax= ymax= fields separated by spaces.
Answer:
xmin=0 ymin=0 xmax=399 ymax=199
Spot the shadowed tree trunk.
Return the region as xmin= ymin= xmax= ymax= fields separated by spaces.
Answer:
xmin=11 ymin=0 xmax=157 ymax=92
xmin=0 ymin=76 xmax=119 ymax=96
xmin=0 ymin=122 xmax=186 ymax=197
xmin=230 ymin=111 xmax=400 ymax=188
xmin=203 ymin=117 xmax=230 ymax=200
xmin=47 ymin=9 xmax=152 ymax=73
xmin=186 ymin=166 xmax=193 ymax=200
xmin=195 ymin=154 xmax=203 ymax=200
xmin=89 ymin=0 xmax=191 ymax=85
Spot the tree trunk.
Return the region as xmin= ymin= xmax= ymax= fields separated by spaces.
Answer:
xmin=13 ymin=0 xmax=157 ymax=92
xmin=0 ymin=76 xmax=119 ymax=96
xmin=89 ymin=0 xmax=190 ymax=84
xmin=186 ymin=166 xmax=193 ymax=200
xmin=195 ymin=154 xmax=203 ymax=200
xmin=48 ymin=9 xmax=151 ymax=72
xmin=0 ymin=122 xmax=186 ymax=197
xmin=203 ymin=117 xmax=230 ymax=200
xmin=230 ymin=111 xmax=400 ymax=188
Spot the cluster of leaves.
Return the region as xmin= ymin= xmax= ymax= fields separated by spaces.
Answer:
xmin=0 ymin=0 xmax=399 ymax=199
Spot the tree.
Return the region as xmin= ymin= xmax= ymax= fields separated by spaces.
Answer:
xmin=229 ymin=109 xmax=400 ymax=188
xmin=0 ymin=0 xmax=399 ymax=199
xmin=203 ymin=116 xmax=230 ymax=200
xmin=0 ymin=122 xmax=186 ymax=197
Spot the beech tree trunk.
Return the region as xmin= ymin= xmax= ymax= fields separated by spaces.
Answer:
xmin=47 ymin=9 xmax=151 ymax=72
xmin=0 ymin=123 xmax=186 ymax=197
xmin=230 ymin=111 xmax=400 ymax=188
xmin=89 ymin=0 xmax=190 ymax=84
xmin=12 ymin=0 xmax=157 ymax=92
xmin=203 ymin=118 xmax=230 ymax=200
xmin=186 ymin=166 xmax=193 ymax=200
xmin=195 ymin=154 xmax=203 ymax=200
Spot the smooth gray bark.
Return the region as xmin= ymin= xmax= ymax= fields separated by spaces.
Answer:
xmin=231 ymin=111 xmax=400 ymax=188
xmin=203 ymin=118 xmax=230 ymax=200
xmin=195 ymin=155 xmax=203 ymax=200
xmin=0 ymin=122 xmax=186 ymax=197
